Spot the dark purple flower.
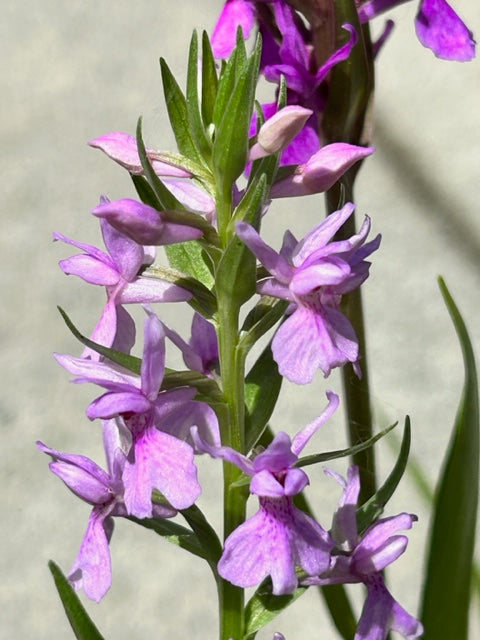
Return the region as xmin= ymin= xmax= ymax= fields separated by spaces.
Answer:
xmin=236 ymin=203 xmax=381 ymax=383
xmin=304 ymin=466 xmax=423 ymax=640
xmin=193 ymin=392 xmax=339 ymax=594
xmin=54 ymin=204 xmax=191 ymax=358
xmin=37 ymin=421 xmax=176 ymax=601
xmin=55 ymin=309 xmax=220 ymax=518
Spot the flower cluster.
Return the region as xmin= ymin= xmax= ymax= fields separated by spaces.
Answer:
xmin=39 ymin=2 xmax=475 ymax=639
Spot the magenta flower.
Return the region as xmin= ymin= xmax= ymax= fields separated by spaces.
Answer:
xmin=54 ymin=204 xmax=191 ymax=358
xmin=358 ymin=0 xmax=475 ymax=61
xmin=37 ymin=421 xmax=176 ymax=601
xmin=236 ymin=202 xmax=381 ymax=383
xmin=304 ymin=466 xmax=423 ymax=640
xmin=193 ymin=392 xmax=339 ymax=594
xmin=163 ymin=312 xmax=219 ymax=378
xmin=92 ymin=197 xmax=203 ymax=246
xmin=55 ymin=310 xmax=220 ymax=518
xmin=89 ymin=131 xmax=192 ymax=177
xmin=270 ymin=143 xmax=375 ymax=198
xmin=89 ymin=133 xmax=216 ymax=221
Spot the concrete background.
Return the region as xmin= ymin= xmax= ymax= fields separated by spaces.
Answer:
xmin=1 ymin=1 xmax=479 ymax=638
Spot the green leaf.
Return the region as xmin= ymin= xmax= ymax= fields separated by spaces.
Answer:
xmin=356 ymin=417 xmax=411 ymax=533
xmin=244 ymin=344 xmax=283 ymax=452
xmin=420 ymin=278 xmax=479 ymax=640
xmin=127 ymin=516 xmax=207 ymax=560
xmin=180 ymin=504 xmax=223 ymax=573
xmin=48 ymin=561 xmax=105 ymax=640
xmin=57 ymin=307 xmax=142 ymax=374
xmin=212 ymin=46 xmax=237 ymax=129
xmin=201 ymin=31 xmax=218 ymax=127
xmin=239 ymin=297 xmax=288 ymax=356
xmin=186 ymin=31 xmax=212 ymax=160
xmin=136 ymin=118 xmax=186 ymax=211
xmin=296 ymin=421 xmax=397 ymax=471
xmin=212 ymin=37 xmax=261 ymax=188
xmin=160 ymin=57 xmax=203 ymax=164
xmin=244 ymin=580 xmax=307 ymax=639
xmin=163 ymin=240 xmax=215 ymax=289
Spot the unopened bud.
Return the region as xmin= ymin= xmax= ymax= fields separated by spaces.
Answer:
xmin=249 ymin=106 xmax=313 ymax=161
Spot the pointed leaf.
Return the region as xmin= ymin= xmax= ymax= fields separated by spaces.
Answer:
xmin=48 ymin=561 xmax=105 ymax=640
xmin=244 ymin=344 xmax=283 ymax=452
xmin=297 ymin=421 xmax=397 ymax=470
xmin=244 ymin=580 xmax=307 ymax=639
xmin=160 ymin=57 xmax=203 ymax=164
xmin=136 ymin=118 xmax=187 ymax=211
xmin=420 ymin=278 xmax=479 ymax=640
xmin=356 ymin=417 xmax=411 ymax=533
xmin=212 ymin=37 xmax=261 ymax=188
xmin=186 ymin=31 xmax=212 ymax=160
xmin=201 ymin=30 xmax=219 ymax=127
xmin=127 ymin=516 xmax=207 ymax=560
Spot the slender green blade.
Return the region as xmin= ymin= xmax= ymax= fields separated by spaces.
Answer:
xmin=244 ymin=582 xmax=307 ymax=639
xmin=244 ymin=344 xmax=283 ymax=452
xmin=186 ymin=31 xmax=212 ymax=160
xmin=356 ymin=417 xmax=411 ymax=533
xmin=48 ymin=561 xmax=105 ymax=640
xmin=420 ymin=278 xmax=479 ymax=639
xmin=201 ymin=30 xmax=218 ymax=126
xmin=160 ymin=57 xmax=203 ymax=164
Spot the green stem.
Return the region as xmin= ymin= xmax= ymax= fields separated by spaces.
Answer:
xmin=217 ymin=265 xmax=248 ymax=640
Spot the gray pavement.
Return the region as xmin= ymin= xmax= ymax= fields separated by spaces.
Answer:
xmin=1 ymin=1 xmax=479 ymax=638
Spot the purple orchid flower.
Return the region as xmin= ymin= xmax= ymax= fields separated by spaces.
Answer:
xmin=37 ymin=421 xmax=176 ymax=602
xmin=304 ymin=466 xmax=423 ymax=640
xmin=89 ymin=133 xmax=217 ymax=222
xmin=270 ymin=142 xmax=375 ymax=197
xmin=54 ymin=309 xmax=220 ymax=518
xmin=193 ymin=391 xmax=339 ymax=595
xmin=163 ymin=312 xmax=220 ymax=378
xmin=91 ymin=197 xmax=203 ymax=246
xmin=89 ymin=131 xmax=192 ymax=177
xmin=54 ymin=202 xmax=192 ymax=358
xmin=358 ymin=0 xmax=475 ymax=61
xmin=236 ymin=202 xmax=381 ymax=383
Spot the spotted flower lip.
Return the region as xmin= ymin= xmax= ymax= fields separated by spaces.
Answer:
xmin=236 ymin=203 xmax=381 ymax=383
xmin=193 ymin=392 xmax=339 ymax=595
